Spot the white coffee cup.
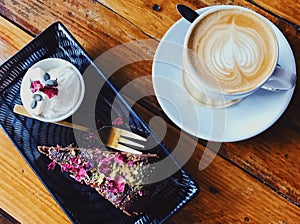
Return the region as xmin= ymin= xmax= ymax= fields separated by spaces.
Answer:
xmin=182 ymin=5 xmax=296 ymax=108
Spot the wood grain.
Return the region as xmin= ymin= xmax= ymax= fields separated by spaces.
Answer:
xmin=1 ymin=0 xmax=300 ymax=223
xmin=0 ymin=127 xmax=70 ymax=224
xmin=132 ymin=101 xmax=300 ymax=224
xmin=0 ymin=208 xmax=20 ymax=224
xmin=247 ymin=0 xmax=300 ymax=27
xmin=96 ymin=0 xmax=300 ymax=39
xmin=0 ymin=0 xmax=152 ymax=57
xmin=0 ymin=16 xmax=32 ymax=64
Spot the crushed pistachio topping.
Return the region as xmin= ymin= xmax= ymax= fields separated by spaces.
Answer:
xmin=46 ymin=147 xmax=157 ymax=197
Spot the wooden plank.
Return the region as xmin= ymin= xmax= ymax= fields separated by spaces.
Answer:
xmin=246 ymin=0 xmax=300 ymax=27
xmin=0 ymin=127 xmax=70 ymax=224
xmin=96 ymin=0 xmax=204 ymax=40
xmin=1 ymin=0 xmax=300 ymax=222
xmin=96 ymin=0 xmax=300 ymax=38
xmin=131 ymin=102 xmax=300 ymax=223
xmin=217 ymin=116 xmax=300 ymax=206
xmin=0 ymin=16 xmax=32 ymax=64
xmin=0 ymin=208 xmax=20 ymax=224
xmin=0 ymin=0 xmax=154 ymax=58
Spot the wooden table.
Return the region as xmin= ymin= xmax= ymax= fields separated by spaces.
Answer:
xmin=1 ymin=0 xmax=300 ymax=223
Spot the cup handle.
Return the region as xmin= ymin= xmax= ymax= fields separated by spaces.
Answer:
xmin=261 ymin=65 xmax=296 ymax=91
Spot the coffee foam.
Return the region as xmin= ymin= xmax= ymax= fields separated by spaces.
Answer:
xmin=188 ymin=8 xmax=278 ymax=94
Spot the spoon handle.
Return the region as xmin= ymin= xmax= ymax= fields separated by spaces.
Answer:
xmin=13 ymin=104 xmax=90 ymax=132
xmin=176 ymin=4 xmax=199 ymax=23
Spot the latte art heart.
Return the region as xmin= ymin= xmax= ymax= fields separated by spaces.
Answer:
xmin=188 ymin=9 xmax=277 ymax=94
xmin=202 ymin=22 xmax=264 ymax=77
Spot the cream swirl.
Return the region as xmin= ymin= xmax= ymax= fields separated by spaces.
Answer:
xmin=188 ymin=9 xmax=277 ymax=93
xmin=199 ymin=20 xmax=264 ymax=79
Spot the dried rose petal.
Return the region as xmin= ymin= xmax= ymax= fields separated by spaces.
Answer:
xmin=114 ymin=153 xmax=127 ymax=164
xmin=112 ymin=117 xmax=123 ymax=126
xmin=31 ymin=80 xmax=44 ymax=93
xmin=138 ymin=190 xmax=143 ymax=196
xmin=106 ymin=176 xmax=126 ymax=193
xmin=70 ymin=156 xmax=80 ymax=165
xmin=47 ymin=161 xmax=57 ymax=171
xmin=115 ymin=176 xmax=126 ymax=193
xmin=42 ymin=86 xmax=58 ymax=98
xmin=61 ymin=163 xmax=73 ymax=172
xmin=83 ymin=161 xmax=92 ymax=170
xmin=74 ymin=167 xmax=87 ymax=181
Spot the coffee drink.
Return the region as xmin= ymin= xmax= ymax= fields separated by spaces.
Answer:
xmin=185 ymin=7 xmax=278 ymax=94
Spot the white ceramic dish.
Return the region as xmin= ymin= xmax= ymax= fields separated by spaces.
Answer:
xmin=152 ymin=6 xmax=296 ymax=142
xmin=20 ymin=58 xmax=85 ymax=123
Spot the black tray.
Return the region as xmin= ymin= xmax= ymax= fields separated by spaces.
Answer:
xmin=0 ymin=22 xmax=199 ymax=224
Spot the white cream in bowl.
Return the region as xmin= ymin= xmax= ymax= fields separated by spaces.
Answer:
xmin=20 ymin=58 xmax=85 ymax=122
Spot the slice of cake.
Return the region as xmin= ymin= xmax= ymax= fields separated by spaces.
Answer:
xmin=38 ymin=145 xmax=158 ymax=216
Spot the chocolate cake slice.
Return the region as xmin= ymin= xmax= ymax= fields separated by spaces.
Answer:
xmin=38 ymin=145 xmax=158 ymax=216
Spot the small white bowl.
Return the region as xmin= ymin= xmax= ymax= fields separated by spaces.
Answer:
xmin=20 ymin=58 xmax=85 ymax=123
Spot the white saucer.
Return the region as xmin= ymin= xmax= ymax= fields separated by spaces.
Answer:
xmin=152 ymin=6 xmax=296 ymax=142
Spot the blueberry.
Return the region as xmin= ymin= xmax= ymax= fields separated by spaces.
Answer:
xmin=44 ymin=72 xmax=50 ymax=81
xmin=33 ymin=94 xmax=43 ymax=101
xmin=45 ymin=79 xmax=58 ymax=87
xmin=30 ymin=100 xmax=37 ymax=109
